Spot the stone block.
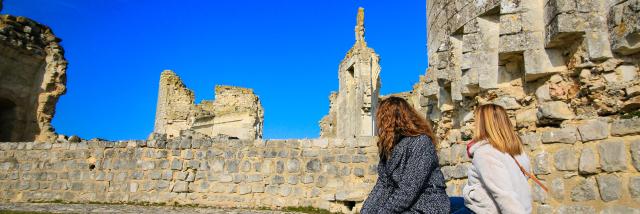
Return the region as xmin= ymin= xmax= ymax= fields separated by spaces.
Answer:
xmin=622 ymin=96 xmax=640 ymax=112
xmin=271 ymin=175 xmax=285 ymax=185
xmin=524 ymin=49 xmax=565 ymax=81
xmin=533 ymin=152 xmax=551 ymax=175
xmin=632 ymin=139 xmax=640 ymax=171
xmin=537 ymin=101 xmax=575 ymax=123
xmin=597 ymin=139 xmax=628 ymax=172
xmin=570 ymin=177 xmax=598 ymax=201
xmin=238 ymin=185 xmax=251 ymax=195
xmin=630 ymin=176 xmax=640 ymax=198
xmin=541 ymin=128 xmax=578 ymax=144
xmin=286 ymin=159 xmax=300 ymax=173
xmin=226 ymin=160 xmax=239 ymax=173
xmin=551 ymin=178 xmax=565 ymax=200
xmin=354 ymin=167 xmax=365 ymax=177
xmin=579 ymin=147 xmax=599 ymax=174
xmin=554 ymin=147 xmax=579 ymax=171
xmin=611 ymin=118 xmax=640 ymax=136
xmin=585 ymin=31 xmax=613 ymax=60
xmin=493 ymin=96 xmax=522 ymax=110
xmin=556 ymin=205 xmax=595 ymax=214
xmin=499 ymin=14 xmax=522 ymax=35
xmin=617 ymin=65 xmax=639 ymax=82
xmin=516 ymin=108 xmax=538 ymax=128
xmin=600 ymin=206 xmax=640 ymax=214
xmin=520 ymin=132 xmax=541 ymax=151
xmin=596 ymin=174 xmax=622 ymax=202
xmin=170 ymin=159 xmax=182 ymax=170
xmin=577 ymin=119 xmax=609 ymax=142
xmin=627 ymin=85 xmax=640 ymax=97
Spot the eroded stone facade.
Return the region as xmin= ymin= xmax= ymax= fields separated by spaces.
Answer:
xmin=2 ymin=2 xmax=640 ymax=214
xmin=320 ymin=8 xmax=381 ymax=139
xmin=418 ymin=0 xmax=640 ymax=212
xmin=153 ymin=70 xmax=263 ymax=140
xmin=0 ymin=13 xmax=67 ymax=142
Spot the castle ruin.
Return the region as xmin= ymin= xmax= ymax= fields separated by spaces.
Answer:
xmin=320 ymin=8 xmax=381 ymax=139
xmin=153 ymin=70 xmax=263 ymax=140
xmin=0 ymin=11 xmax=67 ymax=142
xmin=0 ymin=1 xmax=639 ymax=213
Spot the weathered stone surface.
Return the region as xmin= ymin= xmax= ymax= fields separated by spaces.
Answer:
xmin=632 ymin=139 xmax=640 ymax=171
xmin=631 ymin=176 xmax=640 ymax=198
xmin=600 ymin=206 xmax=640 ymax=214
xmin=171 ymin=181 xmax=189 ymax=193
xmin=611 ymin=118 xmax=640 ymax=136
xmin=516 ymin=108 xmax=538 ymax=127
xmin=541 ymin=128 xmax=578 ymax=144
xmin=551 ymin=178 xmax=565 ymax=200
xmin=579 ymin=147 xmax=599 ymax=174
xmin=596 ymin=174 xmax=622 ymax=202
xmin=153 ymin=71 xmax=264 ymax=140
xmin=0 ymin=14 xmax=67 ymax=142
xmin=537 ymin=101 xmax=575 ymax=122
xmin=556 ymin=205 xmax=595 ymax=214
xmin=322 ymin=8 xmax=380 ymax=139
xmin=533 ymin=152 xmax=551 ymax=175
xmin=554 ymin=147 xmax=579 ymax=171
xmin=571 ymin=177 xmax=598 ymax=202
xmin=597 ymin=140 xmax=628 ymax=172
xmin=521 ymin=133 xmax=541 ymax=151
xmin=577 ymin=119 xmax=609 ymax=142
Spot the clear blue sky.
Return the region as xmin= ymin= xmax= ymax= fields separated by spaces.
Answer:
xmin=3 ymin=0 xmax=428 ymax=140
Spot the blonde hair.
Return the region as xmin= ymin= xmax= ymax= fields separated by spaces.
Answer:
xmin=472 ymin=104 xmax=523 ymax=156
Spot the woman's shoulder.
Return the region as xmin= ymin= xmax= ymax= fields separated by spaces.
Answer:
xmin=473 ymin=140 xmax=505 ymax=156
xmin=400 ymin=135 xmax=435 ymax=150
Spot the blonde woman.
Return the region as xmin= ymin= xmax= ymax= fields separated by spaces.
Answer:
xmin=462 ymin=104 xmax=540 ymax=214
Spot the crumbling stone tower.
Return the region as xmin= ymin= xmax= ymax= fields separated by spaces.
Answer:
xmin=154 ymin=70 xmax=195 ymax=138
xmin=153 ymin=70 xmax=264 ymax=140
xmin=0 ymin=10 xmax=67 ymax=142
xmin=329 ymin=8 xmax=381 ymax=139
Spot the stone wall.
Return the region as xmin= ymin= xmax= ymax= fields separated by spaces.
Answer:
xmin=0 ymin=135 xmax=378 ymax=213
xmin=0 ymin=14 xmax=67 ymax=142
xmin=153 ymin=70 xmax=263 ymax=140
xmin=420 ymin=0 xmax=640 ymax=213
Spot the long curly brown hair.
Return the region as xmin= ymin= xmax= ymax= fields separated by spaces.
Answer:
xmin=376 ymin=96 xmax=438 ymax=160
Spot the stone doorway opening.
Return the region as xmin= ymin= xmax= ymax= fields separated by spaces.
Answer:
xmin=0 ymin=98 xmax=17 ymax=141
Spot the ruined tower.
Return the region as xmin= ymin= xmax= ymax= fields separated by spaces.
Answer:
xmin=153 ymin=70 xmax=195 ymax=139
xmin=153 ymin=70 xmax=264 ymax=140
xmin=0 ymin=13 xmax=67 ymax=142
xmin=331 ymin=7 xmax=381 ymax=139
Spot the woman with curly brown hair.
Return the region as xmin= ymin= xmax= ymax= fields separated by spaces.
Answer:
xmin=361 ymin=97 xmax=449 ymax=214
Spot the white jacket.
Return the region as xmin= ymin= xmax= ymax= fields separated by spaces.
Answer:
xmin=463 ymin=140 xmax=532 ymax=214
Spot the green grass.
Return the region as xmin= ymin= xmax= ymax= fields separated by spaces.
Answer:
xmin=24 ymin=200 xmax=339 ymax=213
xmin=621 ymin=110 xmax=640 ymax=119
xmin=0 ymin=210 xmax=53 ymax=214
xmin=282 ymin=206 xmax=336 ymax=214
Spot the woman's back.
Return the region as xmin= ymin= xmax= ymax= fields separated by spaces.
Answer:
xmin=361 ymin=135 xmax=449 ymax=213
xmin=464 ymin=140 xmax=532 ymax=214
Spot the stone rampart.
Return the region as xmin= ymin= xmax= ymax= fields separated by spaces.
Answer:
xmin=0 ymin=135 xmax=378 ymax=213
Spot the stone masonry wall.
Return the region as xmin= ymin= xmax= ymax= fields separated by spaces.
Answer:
xmin=0 ymin=134 xmax=378 ymax=213
xmin=421 ymin=0 xmax=640 ymax=213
